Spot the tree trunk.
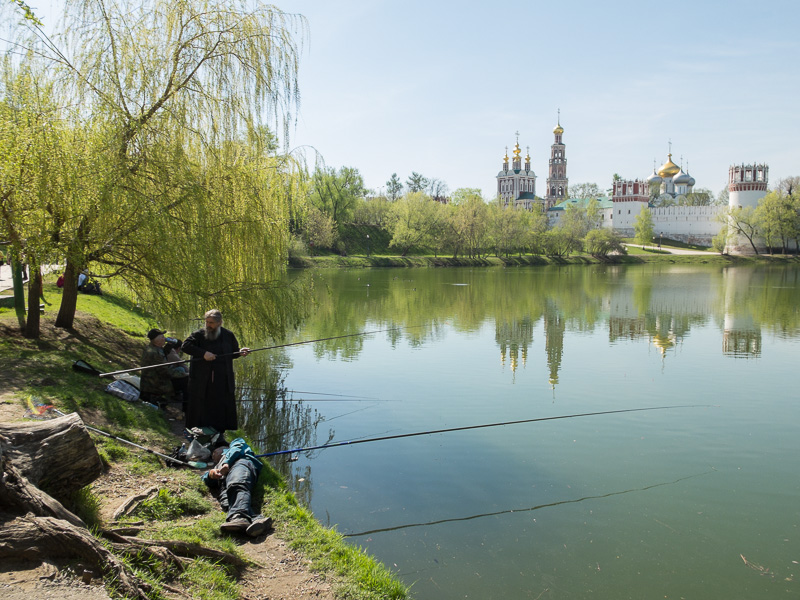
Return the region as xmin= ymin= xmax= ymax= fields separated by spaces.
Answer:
xmin=0 ymin=412 xmax=103 ymax=504
xmin=0 ymin=514 xmax=147 ymax=599
xmin=10 ymin=256 xmax=26 ymax=331
xmin=55 ymin=256 xmax=78 ymax=329
xmin=24 ymin=263 xmax=42 ymax=339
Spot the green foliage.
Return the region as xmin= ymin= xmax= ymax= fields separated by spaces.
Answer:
xmin=711 ymin=225 xmax=729 ymax=254
xmin=352 ymin=196 xmax=391 ymax=228
xmin=568 ymin=182 xmax=603 ymax=200
xmin=387 ymin=192 xmax=444 ymax=256
xmin=303 ymin=205 xmax=338 ymax=253
xmin=584 ymin=228 xmax=626 ymax=257
xmin=446 ymin=190 xmax=489 ymax=258
xmin=406 ymin=171 xmax=429 ymax=193
xmin=309 ymin=165 xmax=366 ymax=227
xmin=3 ymin=0 xmax=311 ymax=338
xmin=756 ymin=190 xmax=798 ymax=253
xmin=134 ymin=488 xmax=212 ymax=521
xmin=633 ymin=208 xmax=655 ymax=247
xmin=386 ymin=173 xmax=403 ymax=201
xmin=71 ymin=487 xmax=103 ymax=528
xmin=180 ymin=558 xmax=239 ymax=600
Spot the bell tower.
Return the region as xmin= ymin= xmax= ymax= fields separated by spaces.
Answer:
xmin=545 ymin=110 xmax=568 ymax=209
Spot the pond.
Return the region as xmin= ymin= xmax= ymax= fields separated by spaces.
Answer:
xmin=239 ymin=264 xmax=800 ymax=600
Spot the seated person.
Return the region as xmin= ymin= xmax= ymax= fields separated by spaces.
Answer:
xmin=203 ymin=438 xmax=272 ymax=537
xmin=164 ymin=337 xmax=189 ymax=413
xmin=140 ymin=328 xmax=185 ymax=407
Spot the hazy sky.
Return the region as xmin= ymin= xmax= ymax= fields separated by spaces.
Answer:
xmin=24 ymin=0 xmax=800 ymax=197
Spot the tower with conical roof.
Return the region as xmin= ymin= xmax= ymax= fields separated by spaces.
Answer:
xmin=545 ymin=112 xmax=568 ymax=210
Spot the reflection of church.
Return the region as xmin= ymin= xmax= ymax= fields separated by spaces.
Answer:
xmin=496 ymin=317 xmax=533 ymax=376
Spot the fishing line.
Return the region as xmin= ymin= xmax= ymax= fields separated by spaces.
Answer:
xmin=256 ymin=404 xmax=711 ymax=459
xmin=99 ymin=325 xmax=422 ymax=378
xmin=51 ymin=408 xmax=203 ymax=469
xmin=236 ymin=398 xmax=382 ymax=403
xmin=345 ymin=468 xmax=717 ymax=537
xmin=238 ymin=387 xmax=380 ymax=400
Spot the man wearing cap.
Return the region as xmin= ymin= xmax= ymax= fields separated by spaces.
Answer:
xmin=141 ymin=328 xmax=184 ymax=407
xmin=181 ymin=309 xmax=249 ymax=434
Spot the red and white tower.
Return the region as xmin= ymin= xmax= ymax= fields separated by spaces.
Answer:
xmin=726 ymin=162 xmax=769 ymax=254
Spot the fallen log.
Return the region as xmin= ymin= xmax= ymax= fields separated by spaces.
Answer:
xmin=0 ymin=412 xmax=103 ymax=503
xmin=0 ymin=434 xmax=85 ymax=527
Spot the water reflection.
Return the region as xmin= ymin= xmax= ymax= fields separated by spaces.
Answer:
xmin=344 ymin=468 xmax=716 ymax=538
xmin=235 ymin=264 xmax=800 ymax=491
xmin=230 ymin=263 xmax=800 ymax=600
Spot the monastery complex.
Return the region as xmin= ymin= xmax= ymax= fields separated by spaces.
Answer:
xmin=496 ymin=118 xmax=771 ymax=253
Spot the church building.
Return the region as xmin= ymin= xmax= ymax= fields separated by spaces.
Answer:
xmin=497 ymin=117 xmax=568 ymax=212
xmin=496 ymin=133 xmax=537 ymax=210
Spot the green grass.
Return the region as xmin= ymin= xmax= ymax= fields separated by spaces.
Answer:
xmin=1 ymin=284 xmax=410 ymax=600
xmin=262 ymin=486 xmax=408 ymax=600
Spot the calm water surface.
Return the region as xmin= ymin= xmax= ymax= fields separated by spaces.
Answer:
xmin=240 ymin=264 xmax=800 ymax=599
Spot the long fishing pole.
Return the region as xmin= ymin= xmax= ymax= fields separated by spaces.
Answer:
xmin=52 ymin=408 xmax=205 ymax=469
xmin=98 ymin=325 xmax=421 ymax=378
xmin=256 ymin=404 xmax=711 ymax=458
xmin=236 ymin=398 xmax=384 ymax=403
xmin=239 ymin=387 xmax=380 ymax=400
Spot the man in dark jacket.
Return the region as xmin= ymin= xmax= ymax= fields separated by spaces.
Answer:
xmin=181 ymin=309 xmax=250 ymax=433
xmin=141 ymin=328 xmax=186 ymax=407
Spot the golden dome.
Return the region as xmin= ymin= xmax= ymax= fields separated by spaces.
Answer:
xmin=513 ymin=142 xmax=521 ymax=158
xmin=553 ymin=123 xmax=564 ymax=135
xmin=658 ymin=153 xmax=680 ymax=178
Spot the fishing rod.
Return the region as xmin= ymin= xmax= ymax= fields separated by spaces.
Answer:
xmin=239 ymin=387 xmax=380 ymax=400
xmin=236 ymin=397 xmax=383 ymax=403
xmin=256 ymin=404 xmax=711 ymax=458
xmin=52 ymin=408 xmax=206 ymax=469
xmin=98 ymin=325 xmax=421 ymax=378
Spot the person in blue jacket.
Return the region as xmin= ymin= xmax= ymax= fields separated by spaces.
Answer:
xmin=203 ymin=438 xmax=272 ymax=537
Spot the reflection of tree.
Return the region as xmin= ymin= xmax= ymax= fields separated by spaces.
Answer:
xmin=281 ymin=264 xmax=799 ymax=375
xmin=235 ymin=352 xmax=328 ymax=502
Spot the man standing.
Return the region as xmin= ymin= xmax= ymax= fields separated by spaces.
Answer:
xmin=182 ymin=309 xmax=250 ymax=433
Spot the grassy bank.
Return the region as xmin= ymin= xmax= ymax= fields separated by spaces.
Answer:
xmin=0 ymin=283 xmax=408 ymax=600
xmin=290 ymin=248 xmax=794 ymax=269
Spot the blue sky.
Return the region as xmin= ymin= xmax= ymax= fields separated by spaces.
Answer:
xmin=25 ymin=0 xmax=800 ymax=198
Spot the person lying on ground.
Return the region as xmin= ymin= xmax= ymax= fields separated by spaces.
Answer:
xmin=202 ymin=437 xmax=272 ymax=537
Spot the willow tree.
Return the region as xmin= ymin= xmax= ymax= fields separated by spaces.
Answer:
xmin=23 ymin=0 xmax=309 ymax=335
xmin=0 ymin=60 xmax=69 ymax=337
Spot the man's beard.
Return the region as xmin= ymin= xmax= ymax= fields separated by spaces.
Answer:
xmin=205 ymin=325 xmax=221 ymax=341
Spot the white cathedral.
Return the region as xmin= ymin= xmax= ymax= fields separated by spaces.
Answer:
xmin=496 ymin=118 xmax=771 ymax=253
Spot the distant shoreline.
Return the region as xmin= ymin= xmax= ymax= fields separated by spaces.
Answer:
xmin=290 ymin=252 xmax=798 ymax=269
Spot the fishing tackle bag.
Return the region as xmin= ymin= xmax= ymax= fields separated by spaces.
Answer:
xmin=105 ymin=379 xmax=140 ymax=402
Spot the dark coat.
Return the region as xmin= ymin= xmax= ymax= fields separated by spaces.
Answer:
xmin=182 ymin=327 xmax=242 ymax=431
